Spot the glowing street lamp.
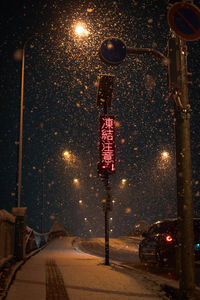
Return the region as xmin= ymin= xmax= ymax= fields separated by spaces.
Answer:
xmin=63 ymin=150 xmax=70 ymax=159
xmin=158 ymin=151 xmax=170 ymax=171
xmin=120 ymin=178 xmax=127 ymax=189
xmin=161 ymin=151 xmax=169 ymax=160
xmin=75 ymin=24 xmax=89 ymax=37
xmin=62 ymin=150 xmax=77 ymax=166
xmin=122 ymin=178 xmax=127 ymax=184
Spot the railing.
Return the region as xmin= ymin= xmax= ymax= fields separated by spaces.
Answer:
xmin=25 ymin=227 xmax=49 ymax=254
xmin=0 ymin=210 xmax=15 ymax=268
xmin=0 ymin=209 xmax=49 ymax=267
xmin=0 ymin=209 xmax=68 ymax=268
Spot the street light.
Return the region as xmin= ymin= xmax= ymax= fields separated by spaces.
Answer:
xmin=161 ymin=151 xmax=169 ymax=160
xmin=63 ymin=150 xmax=70 ymax=159
xmin=120 ymin=178 xmax=127 ymax=189
xmin=17 ymin=25 xmax=86 ymax=208
xmin=63 ymin=149 xmax=77 ymax=167
xmin=73 ymin=178 xmax=79 ymax=184
xmin=159 ymin=151 xmax=170 ymax=171
xmin=74 ymin=23 xmax=89 ymax=37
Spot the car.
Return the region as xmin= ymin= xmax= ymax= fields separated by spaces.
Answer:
xmin=139 ymin=218 xmax=200 ymax=266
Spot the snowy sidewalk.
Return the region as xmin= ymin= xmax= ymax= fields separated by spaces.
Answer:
xmin=6 ymin=237 xmax=167 ymax=300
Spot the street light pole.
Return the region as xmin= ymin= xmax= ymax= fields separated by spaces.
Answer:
xmin=41 ymin=162 xmax=45 ymax=233
xmin=17 ymin=43 xmax=25 ymax=207
xmin=17 ymin=33 xmax=39 ymax=207
xmin=168 ymin=35 xmax=194 ymax=296
xmin=17 ymin=25 xmax=88 ymax=208
xmin=99 ymin=33 xmax=196 ymax=296
xmin=126 ymin=47 xmax=167 ymax=63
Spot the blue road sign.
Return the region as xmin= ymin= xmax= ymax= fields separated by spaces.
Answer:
xmin=100 ymin=38 xmax=126 ymax=65
xmin=168 ymin=3 xmax=200 ymax=41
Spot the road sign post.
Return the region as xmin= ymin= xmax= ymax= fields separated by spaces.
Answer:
xmin=168 ymin=34 xmax=195 ymax=299
xmin=97 ymin=74 xmax=115 ymax=108
xmin=99 ymin=18 xmax=200 ymax=295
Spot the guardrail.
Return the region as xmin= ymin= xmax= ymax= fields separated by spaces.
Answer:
xmin=0 ymin=209 xmax=50 ymax=267
xmin=0 ymin=210 xmax=16 ymax=268
xmin=25 ymin=226 xmax=49 ymax=254
xmin=0 ymin=209 xmax=69 ymax=268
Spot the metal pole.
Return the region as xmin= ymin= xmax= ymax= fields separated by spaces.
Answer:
xmin=104 ymin=99 xmax=110 ymax=266
xmin=17 ymin=33 xmax=39 ymax=208
xmin=127 ymin=47 xmax=167 ymax=63
xmin=104 ymin=173 xmax=110 ymax=265
xmin=97 ymin=74 xmax=115 ymax=266
xmin=105 ymin=209 xmax=110 ymax=265
xmin=168 ymin=35 xmax=194 ymax=298
xmin=17 ymin=44 xmax=25 ymax=207
xmin=41 ymin=162 xmax=45 ymax=233
xmin=126 ymin=36 xmax=195 ymax=296
xmin=176 ymin=39 xmax=194 ymax=298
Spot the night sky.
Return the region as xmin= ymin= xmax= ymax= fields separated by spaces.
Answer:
xmin=0 ymin=0 xmax=200 ymax=237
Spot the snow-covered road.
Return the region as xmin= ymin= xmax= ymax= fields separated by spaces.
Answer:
xmin=76 ymin=236 xmax=140 ymax=262
xmin=6 ymin=237 xmax=168 ymax=299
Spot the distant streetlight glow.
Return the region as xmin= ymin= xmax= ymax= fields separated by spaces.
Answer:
xmin=62 ymin=150 xmax=77 ymax=166
xmin=75 ymin=24 xmax=89 ymax=37
xmin=120 ymin=178 xmax=127 ymax=189
xmin=161 ymin=151 xmax=169 ymax=159
xmin=63 ymin=150 xmax=70 ymax=159
xmin=74 ymin=178 xmax=79 ymax=184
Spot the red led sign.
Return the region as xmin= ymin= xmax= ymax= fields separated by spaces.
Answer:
xmin=99 ymin=116 xmax=115 ymax=173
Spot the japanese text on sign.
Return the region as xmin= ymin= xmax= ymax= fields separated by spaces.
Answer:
xmin=99 ymin=116 xmax=115 ymax=173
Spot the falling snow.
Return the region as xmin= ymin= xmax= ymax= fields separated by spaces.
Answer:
xmin=0 ymin=0 xmax=200 ymax=238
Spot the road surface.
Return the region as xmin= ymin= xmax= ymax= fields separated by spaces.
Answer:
xmin=6 ymin=237 xmax=167 ymax=299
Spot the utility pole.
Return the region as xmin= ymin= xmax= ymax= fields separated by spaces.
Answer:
xmin=41 ymin=162 xmax=45 ymax=233
xmin=168 ymin=34 xmax=194 ymax=298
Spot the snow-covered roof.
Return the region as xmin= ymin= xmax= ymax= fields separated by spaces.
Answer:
xmin=0 ymin=209 xmax=15 ymax=223
xmin=12 ymin=207 xmax=27 ymax=217
xmin=49 ymin=221 xmax=66 ymax=233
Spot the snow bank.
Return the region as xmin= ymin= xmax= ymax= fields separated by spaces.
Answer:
xmin=0 ymin=210 xmax=15 ymax=223
xmin=78 ymin=237 xmax=139 ymax=262
xmin=12 ymin=207 xmax=27 ymax=217
xmin=49 ymin=221 xmax=66 ymax=233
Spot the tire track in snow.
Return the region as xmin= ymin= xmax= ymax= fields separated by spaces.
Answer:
xmin=46 ymin=258 xmax=69 ymax=300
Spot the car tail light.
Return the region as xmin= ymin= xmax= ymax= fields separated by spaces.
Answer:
xmin=165 ymin=235 xmax=173 ymax=243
